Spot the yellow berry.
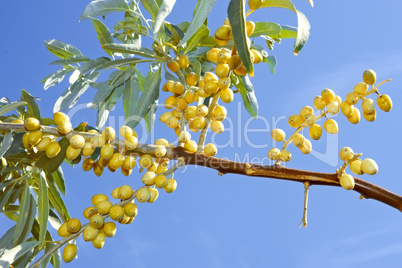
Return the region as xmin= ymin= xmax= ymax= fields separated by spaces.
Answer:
xmin=215 ymin=25 xmax=231 ymax=40
xmin=339 ymin=147 xmax=354 ymax=162
xmin=363 ymin=109 xmax=376 ymax=122
xmin=321 ymin=88 xmax=335 ymax=104
xmin=300 ymin=106 xmax=314 ymax=118
xmin=118 ymin=185 xmax=134 ymax=200
xmin=179 ymin=131 xmax=191 ymax=143
xmin=90 ymin=214 xmax=104 ymax=229
xmin=350 ymin=159 xmax=363 ymax=175
xmin=246 ymin=21 xmax=255 ymax=36
xmin=248 ymin=0 xmax=263 ymax=10
xmin=228 ymin=54 xmax=242 ymax=70
xmin=57 ymin=121 xmax=72 ymax=135
xmin=292 ymin=134 xmax=306 ymax=147
xmin=65 ymin=145 xmax=81 ymax=160
xmin=92 ymin=194 xmax=108 ymax=206
xmin=345 ymin=91 xmax=360 ymax=105
xmin=173 ymin=82 xmax=185 ymax=95
xmin=215 ymin=63 xmax=230 ymax=77
xmin=354 ymin=82 xmax=368 ymax=95
xmin=164 ymin=96 xmax=177 ymax=109
xmin=82 ymin=141 xmax=95 ymax=157
xmin=109 ymin=205 xmax=125 ymax=222
xmin=303 ymin=114 xmax=316 ymax=126
xmin=154 ymin=145 xmax=167 ymax=158
xmin=183 ymin=140 xmax=198 ymax=153
xmin=69 ymin=135 xmax=85 ymax=149
xmin=271 ymin=129 xmax=285 ymax=142
xmin=167 ymin=60 xmax=180 ymax=73
xmin=279 ymin=150 xmax=292 ymax=162
xmin=196 ymin=105 xmax=209 ymax=117
xmin=53 ymin=112 xmax=70 ymax=126
xmin=213 ymin=34 xmax=229 ymax=46
xmin=160 ymin=111 xmax=174 ymax=123
xmin=206 ymin=48 xmax=221 ymax=63
xmin=92 ymin=231 xmax=106 ymax=249
xmin=361 ymin=158 xmax=378 ymax=175
xmin=204 ymin=143 xmax=217 ymax=156
xmin=288 ymin=114 xmax=302 ymax=128
xmin=96 ymin=200 xmax=113 ymax=214
xmin=83 ymin=225 xmax=99 ymax=242
xmin=66 ymin=218 xmax=81 ymax=234
xmin=140 ymin=154 xmax=153 ymax=169
xmin=309 ymin=124 xmax=322 ymax=140
xmin=58 ymin=222 xmax=72 ymax=237
xmin=24 ymin=117 xmax=40 ymax=131
xmin=166 ymin=117 xmax=179 ymax=128
xmin=62 ymin=244 xmax=77 ymax=263
xmin=340 ymin=174 xmax=355 ymax=190
xmin=100 ymin=143 xmax=115 ymax=160
xmin=142 ymin=172 xmax=156 ymax=186
xmin=220 ymin=88 xmax=234 ymax=103
xmin=136 ymin=187 xmax=151 ymax=202
xmin=211 ymin=120 xmax=224 ymax=134
xmin=90 ymin=135 xmax=106 ymax=148
xmin=83 ymin=206 xmax=97 ymax=220
xmin=122 ymin=155 xmax=135 ymax=170
xmin=340 ymin=101 xmax=354 ymax=117
xmin=125 ymin=135 xmax=138 ymax=150
xmin=324 ymin=119 xmax=339 ymax=134
xmin=164 ymin=178 xmax=177 ymax=193
xmin=186 ymin=72 xmax=199 ymax=87
xmin=36 ymin=136 xmax=52 ymax=151
xmin=22 ymin=133 xmax=31 ymax=150
xmin=313 ymin=96 xmax=326 ymax=110
xmin=377 ymin=94 xmax=392 ymax=112
xmin=204 ymin=80 xmax=219 ymax=94
xmin=155 ymin=175 xmax=168 ymax=188
xmin=178 ymin=55 xmax=189 ymax=69
xmin=326 ymin=101 xmax=340 ymax=115
xmin=250 ymin=49 xmax=262 ymax=64
xmin=363 ymin=69 xmax=376 ymax=85
xmin=124 ymin=203 xmax=138 ymax=218
xmin=347 ymin=107 xmax=361 ymax=124
xmin=28 ymin=130 xmax=43 ymax=146
xmin=212 ymin=106 xmax=227 ymax=121
xmin=362 ymin=98 xmax=375 ymax=115
xmin=103 ymin=222 xmax=117 ymax=238
xmin=267 ymin=148 xmax=280 ymax=160
xmin=109 ymin=153 xmax=125 ymax=170
xmin=300 ymin=139 xmax=312 ymax=154
xmin=217 ymin=49 xmax=232 ymax=63
xmin=119 ymin=126 xmax=133 ymax=138
xmin=147 ymin=188 xmax=159 ymax=203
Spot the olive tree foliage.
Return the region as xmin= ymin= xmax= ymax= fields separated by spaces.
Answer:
xmin=0 ymin=0 xmax=398 ymax=267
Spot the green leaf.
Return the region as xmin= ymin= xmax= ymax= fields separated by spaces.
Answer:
xmin=250 ymin=22 xmax=281 ymax=37
xmin=13 ymin=181 xmax=30 ymax=243
xmin=0 ymin=225 xmax=16 ymax=256
xmin=95 ymin=57 xmax=148 ymax=70
xmin=97 ymin=84 xmax=125 ymax=128
xmin=270 ymin=25 xmax=297 ymax=39
xmin=49 ymin=56 xmax=91 ymax=65
xmin=38 ymin=174 xmax=49 ymax=243
xmin=153 ymin=0 xmax=176 ymax=40
xmin=178 ymin=0 xmax=216 ymax=47
xmin=164 ymin=23 xmax=184 ymax=44
xmin=140 ymin=0 xmax=160 ymax=20
xmin=0 ymin=101 xmax=27 ymax=116
xmin=0 ymin=183 xmax=16 ymax=213
xmin=52 ymin=167 xmax=66 ymax=196
xmin=0 ymin=132 xmax=13 ymax=158
xmin=123 ymin=77 xmax=140 ymax=121
xmin=20 ymin=90 xmax=41 ymax=120
xmin=232 ymin=75 xmax=258 ymax=118
xmin=43 ymin=67 xmax=75 ymax=90
xmin=184 ymin=24 xmax=209 ymax=53
xmin=228 ymin=0 xmax=253 ymax=74
xmin=0 ymin=241 xmax=41 ymax=268
xmin=44 ymin=39 xmax=82 ymax=59
xmin=35 ymin=138 xmax=69 ymax=174
xmin=263 ymin=55 xmax=277 ymax=74
xmin=79 ymin=0 xmax=131 ymax=21
xmin=50 ymin=249 xmax=61 ymax=268
xmin=127 ymin=67 xmax=161 ymax=129
xmin=190 ymin=60 xmax=202 ymax=78
xmin=144 ymin=98 xmax=158 ymax=134
xmin=54 ymin=72 xmax=101 ymax=112
xmin=69 ymin=57 xmax=110 ymax=84
xmin=260 ymin=0 xmax=296 ymax=11
xmin=102 ymin=43 xmax=155 ymax=58
xmin=46 ymin=174 xmax=70 ymax=223
xmin=91 ymin=18 xmax=115 ymax=57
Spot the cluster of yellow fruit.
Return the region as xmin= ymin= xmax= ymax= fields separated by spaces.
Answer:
xmin=338 ymin=147 xmax=378 ymax=190
xmin=267 ymin=69 xmax=392 ymax=164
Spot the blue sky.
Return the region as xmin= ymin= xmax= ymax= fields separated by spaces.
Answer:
xmin=1 ymin=0 xmax=402 ymax=267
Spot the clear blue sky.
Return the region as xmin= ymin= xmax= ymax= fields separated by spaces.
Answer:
xmin=1 ymin=1 xmax=402 ymax=267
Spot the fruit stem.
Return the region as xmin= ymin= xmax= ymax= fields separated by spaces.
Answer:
xmin=337 ymin=153 xmax=362 ymax=179
xmin=299 ymin=181 xmax=310 ymax=228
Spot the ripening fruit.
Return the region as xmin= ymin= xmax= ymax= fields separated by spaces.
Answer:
xmin=36 ymin=137 xmax=52 ymax=151
xmin=92 ymin=194 xmax=108 ymax=206
xmin=148 ymin=188 xmax=159 ymax=203
xmin=166 ymin=117 xmax=179 ymax=128
xmin=206 ymin=48 xmax=221 ymax=63
xmin=125 ymin=135 xmax=138 ymax=150
xmin=164 ymin=178 xmax=177 ymax=193
xmin=183 ymin=140 xmax=197 ymax=153
xmin=361 ymin=158 xmax=378 ymax=175
xmin=303 ymin=114 xmax=316 ymax=126
xmin=92 ymin=231 xmax=106 ymax=249
xmin=102 ymin=127 xmax=116 ymax=142
xmin=28 ymin=130 xmax=43 ymax=146
xmin=362 ymin=98 xmax=375 ymax=115
xmin=140 ymin=154 xmax=153 ymax=169
xmin=197 ymin=86 xmax=210 ymax=98
xmin=178 ymin=131 xmax=191 ymax=143
xmin=57 ymin=121 xmax=72 ymax=135
xmin=83 ymin=225 xmax=99 ymax=242
xmin=23 ymin=133 xmax=31 ymax=150
xmin=267 ymin=148 xmax=280 ymax=160
xmin=186 ymin=72 xmax=198 ymax=87
xmin=228 ymin=54 xmax=242 ymax=70
xmin=215 ymin=63 xmax=230 ymax=77
xmin=11 ymin=119 xmax=24 ymax=124
xmin=123 ymin=203 xmax=138 ymax=218
xmin=363 ymin=69 xmax=376 ymax=85
xmin=167 ymin=60 xmax=180 ymax=73
xmin=90 ymin=214 xmax=104 ymax=229
xmin=217 ymin=49 xmax=231 ymax=64
xmin=108 ymin=153 xmax=125 ymax=170
xmin=136 ymin=187 xmax=151 ymax=202
xmin=300 ymin=106 xmax=314 ymax=118
xmin=246 ymin=21 xmax=255 ymax=36
xmin=118 ymin=185 xmax=134 ymax=200
xmin=340 ymin=102 xmax=354 ymax=117
xmin=321 ymin=89 xmax=336 ymax=104
xmin=58 ymin=222 xmax=72 ymax=237
xmin=96 ymin=200 xmax=113 ymax=215
xmin=67 ymin=218 xmax=81 ymax=233
xmin=350 ymin=159 xmax=364 ymax=175
xmin=248 ymin=0 xmax=262 ymax=10
xmin=271 ymin=129 xmax=285 ymax=142
xmin=339 ymin=147 xmax=354 ymax=162
xmin=204 ymin=143 xmax=217 ymax=156
xmin=377 ymin=94 xmax=392 ymax=112
xmin=212 ymin=106 xmax=227 ymax=121
xmin=313 ymin=96 xmax=326 ymax=110
xmin=340 ymin=174 xmax=355 ymax=190
xmin=111 ymin=187 xmax=120 ymax=199
xmin=164 ymin=96 xmax=177 ymax=109
xmin=109 ymin=205 xmax=125 ymax=222
xmin=251 ymin=49 xmax=262 ymax=64
xmin=347 ymin=108 xmax=361 ymax=124
xmin=143 ymin=172 xmax=156 ymax=186
xmin=292 ymin=134 xmax=305 ymax=147
xmin=90 ymin=135 xmax=106 ymax=148
xmin=178 ymin=55 xmax=189 ymax=69
xmin=66 ymin=145 xmax=81 ymax=160
xmin=215 ymin=25 xmax=231 ymax=40
xmin=204 ymin=80 xmax=219 ymax=94
xmin=100 ymin=143 xmax=115 ymax=160
xmin=197 ymin=105 xmax=209 ymax=117
xmin=279 ymin=150 xmax=292 ymax=162
xmin=326 ymin=101 xmax=340 ymax=115
xmin=309 ymin=124 xmax=322 ymax=140
xmin=354 ymin=82 xmax=368 ymax=95
xmin=159 ymin=112 xmax=173 ymax=123
xmin=62 ymin=244 xmax=77 ymax=263
xmin=155 ymin=138 xmax=169 ymax=146
xmin=102 ymin=222 xmax=116 ymax=238
xmin=93 ymin=162 xmax=104 ymax=177
xmin=324 ymin=119 xmax=339 ymax=134
xmin=220 ymin=88 xmax=234 ymax=103
xmin=300 ymin=139 xmax=312 ymax=154
xmin=155 ymin=175 xmax=168 ymax=188
xmin=156 ymin=164 xmax=168 ymax=174
xmin=183 ymin=91 xmax=197 ymax=105
xmin=211 ymin=121 xmax=224 ymax=134
xmin=82 ymin=142 xmax=95 ymax=157
xmin=119 ymin=126 xmax=133 ymax=138
xmin=345 ymin=91 xmax=360 ymax=105
xmin=24 ymin=117 xmax=40 ymax=131
xmin=335 ymin=95 xmax=342 ymax=104
xmin=54 ymin=112 xmax=69 ymax=125
xmin=363 ymin=109 xmax=376 ymax=122
xmin=83 ymin=207 xmax=97 ymax=220
xmin=288 ymin=115 xmax=302 ymax=128
xmin=214 ymin=34 xmax=229 ymax=46
xmin=69 ymin=135 xmax=85 ymax=149
xmin=173 ymin=82 xmax=185 ymax=95
xmin=154 ymin=145 xmax=167 ymax=158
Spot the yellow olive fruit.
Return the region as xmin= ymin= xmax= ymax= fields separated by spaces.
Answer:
xmin=271 ymin=129 xmax=285 ymax=142
xmin=124 ymin=203 xmax=138 ymax=217
xmin=82 ymin=142 xmax=95 ymax=157
xmin=91 ymin=194 xmax=108 ymax=206
xmin=246 ymin=21 xmax=255 ymax=36
xmin=83 ymin=206 xmax=97 ymax=220
xmin=121 ymin=156 xmax=135 ymax=171
xmin=118 ymin=185 xmax=134 ymax=200
xmin=164 ymin=178 xmax=177 ymax=193
xmin=103 ymin=222 xmax=117 ymax=238
xmin=350 ymin=159 xmax=364 ymax=175
xmin=278 ymin=150 xmax=291 ymax=162
xmin=362 ymin=98 xmax=375 ymax=115
xmin=292 ymin=134 xmax=305 ymax=148
xmin=166 ymin=117 xmax=179 ymax=129
xmin=119 ymin=126 xmax=133 ymax=138
xmin=335 ymin=95 xmax=342 ymax=104
xmin=363 ymin=109 xmax=376 ymax=122
xmin=309 ymin=124 xmax=322 ymax=140
xmin=220 ymin=88 xmax=234 ymax=103
xmin=185 ymin=106 xmax=197 ymax=119
xmin=178 ymin=131 xmax=191 ymax=143
xmin=154 ymin=145 xmax=167 ymax=158
xmin=87 ymin=129 xmax=99 ymax=134
xmin=140 ymin=154 xmax=153 ymax=169
xmin=173 ymin=82 xmax=185 ymax=95
xmin=340 ymin=101 xmax=354 ymax=118
xmin=109 ymin=153 xmax=125 ymax=170
xmin=142 ymin=172 xmax=156 ymax=186
xmin=90 ymin=214 xmax=104 ymax=229
xmin=109 ymin=205 xmax=125 ymax=222
xmin=184 ymin=90 xmax=197 ymax=104
xmin=361 ymin=158 xmax=378 ymax=175
xmin=192 ymin=116 xmax=206 ymax=131
xmin=234 ymin=63 xmax=248 ymax=76
xmin=354 ymin=82 xmax=369 ymax=95
xmin=299 ymin=139 xmax=312 ymax=154
xmin=66 ymin=145 xmax=81 ymax=160
xmin=147 ymin=161 xmax=159 ymax=173
xmin=339 ymin=147 xmax=354 ymax=162
xmin=197 ymin=86 xmax=211 ymax=98
xmin=217 ymin=77 xmax=230 ymax=90
xmin=326 ymin=101 xmax=340 ymax=115
xmin=45 ymin=141 xmax=61 ymax=158
xmin=212 ymin=106 xmax=227 ymax=121
xmin=164 ymin=96 xmax=177 ymax=109
xmin=321 ymin=88 xmax=335 ymax=104
xmin=228 ymin=54 xmax=242 ymax=70
xmin=93 ymin=163 xmax=104 ymax=177
xmin=155 ymin=175 xmax=168 ymax=188
xmin=377 ymin=94 xmax=392 ymax=112
xmin=206 ymin=48 xmax=221 ymax=63
xmin=340 ymin=174 xmax=355 ymax=190
xmin=102 ymin=127 xmax=116 ymax=142
xmin=183 ymin=140 xmax=198 ymax=153
xmin=347 ymin=107 xmax=361 ymax=124
xmin=83 ymin=225 xmax=99 ymax=242
xmin=204 ymin=80 xmax=219 ymax=94
xmin=54 ymin=112 xmax=70 ymax=126
xmin=156 ymin=164 xmax=168 ymax=174
xmin=100 ymin=143 xmax=114 ymax=160
xmin=178 ymin=55 xmax=190 ymax=69
xmin=119 ymin=214 xmax=131 ymax=224
xmin=363 ymin=69 xmax=376 ymax=85
xmin=213 ymin=34 xmax=229 ymax=46
xmin=92 ymin=231 xmax=106 ymax=249
xmin=36 ymin=136 xmax=52 ymax=151
xmin=186 ymin=72 xmax=199 ymax=87
xmin=69 ymin=135 xmax=85 ymax=149
xmin=345 ymin=91 xmax=360 ymax=105
xmin=215 ymin=25 xmax=231 ymax=40
xmin=98 ymin=156 xmax=110 ymax=168
xmin=121 ymin=166 xmax=132 ymax=176
xmin=110 ymin=187 xmax=120 ymax=200
xmin=62 ymin=244 xmax=77 ymax=263
xmin=251 ymin=49 xmax=262 ymax=64
xmin=303 ymin=113 xmax=316 ymax=126
xmin=148 ymin=188 xmax=159 ymax=203
xmin=300 ymin=106 xmax=314 ymax=119
xmin=288 ymin=114 xmax=302 ymax=128
xmin=136 ymin=187 xmax=151 ymax=202
xmin=58 ymin=222 xmax=72 ymax=237
xmin=57 ymin=121 xmax=72 ymax=135
xmin=160 ymin=111 xmax=174 ymax=123
xmin=217 ymin=49 xmax=232 ymax=64
xmin=28 ymin=130 xmax=43 ymax=146
xmin=90 ymin=135 xmax=106 ymax=148
xmin=11 ymin=119 xmax=24 ymax=124
xmin=196 ymin=105 xmax=209 ymax=117
xmin=324 ymin=119 xmax=339 ymax=134
xmin=24 ymin=117 xmax=40 ymax=131
xmin=248 ymin=0 xmax=263 ymax=10
xmin=22 ymin=133 xmax=32 ymax=150
xmin=215 ymin=63 xmax=230 ymax=78
xmin=313 ymin=96 xmax=326 ymax=110
xmin=66 ymin=218 xmax=81 ymax=234
xmin=210 ymin=120 xmax=224 ymax=134
xmin=167 ymin=60 xmax=180 ymax=73
xmin=204 ymin=143 xmax=217 ymax=156
xmin=267 ymin=148 xmax=280 ymax=160
xmin=125 ymin=135 xmax=138 ymax=150
xmin=164 ymin=80 xmax=175 ymax=93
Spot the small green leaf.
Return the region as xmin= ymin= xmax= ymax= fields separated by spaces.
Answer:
xmin=270 ymin=25 xmax=297 ymax=39
xmin=91 ymin=18 xmax=114 ymax=57
xmin=164 ymin=23 xmax=184 ymax=44
xmin=97 ymin=84 xmax=125 ymax=128
xmin=35 ymin=138 xmax=69 ymax=174
xmin=46 ymin=174 xmax=70 ymax=223
xmin=44 ymin=39 xmax=82 ymax=59
xmin=232 ymin=74 xmax=258 ymax=118
xmin=0 ymin=132 xmax=13 ymax=158
xmin=0 ymin=225 xmax=16 ymax=256
xmin=48 ymin=209 xmax=62 ymax=230
xmin=0 ymin=101 xmax=27 ymax=116
xmin=79 ymin=0 xmax=131 ymax=21
xmin=190 ymin=60 xmax=202 ymax=78
xmin=20 ymin=90 xmax=41 ymax=120
xmin=0 ymin=241 xmax=41 ymax=268
xmin=13 ymin=181 xmax=31 ymax=243
xmin=153 ymin=0 xmax=176 ymax=40
xmin=263 ymin=55 xmax=277 ymax=74
xmin=144 ymin=98 xmax=158 ymax=134
xmin=0 ymin=183 xmax=16 ymax=213
xmin=123 ymin=77 xmax=140 ymax=121
xmin=69 ymin=57 xmax=110 ymax=84
xmin=140 ymin=0 xmax=160 ymax=20
xmin=250 ymin=22 xmax=281 ymax=37
xmin=49 ymin=56 xmax=91 ymax=65
xmin=228 ymin=0 xmax=253 ymax=74
xmin=95 ymin=58 xmax=148 ymax=70
xmin=38 ymin=173 xmax=49 ymax=243
xmin=102 ymin=43 xmax=155 ymax=58
xmin=52 ymin=167 xmax=66 ymax=196
xmin=43 ymin=67 xmax=75 ymax=90
xmin=184 ymin=24 xmax=209 ymax=53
